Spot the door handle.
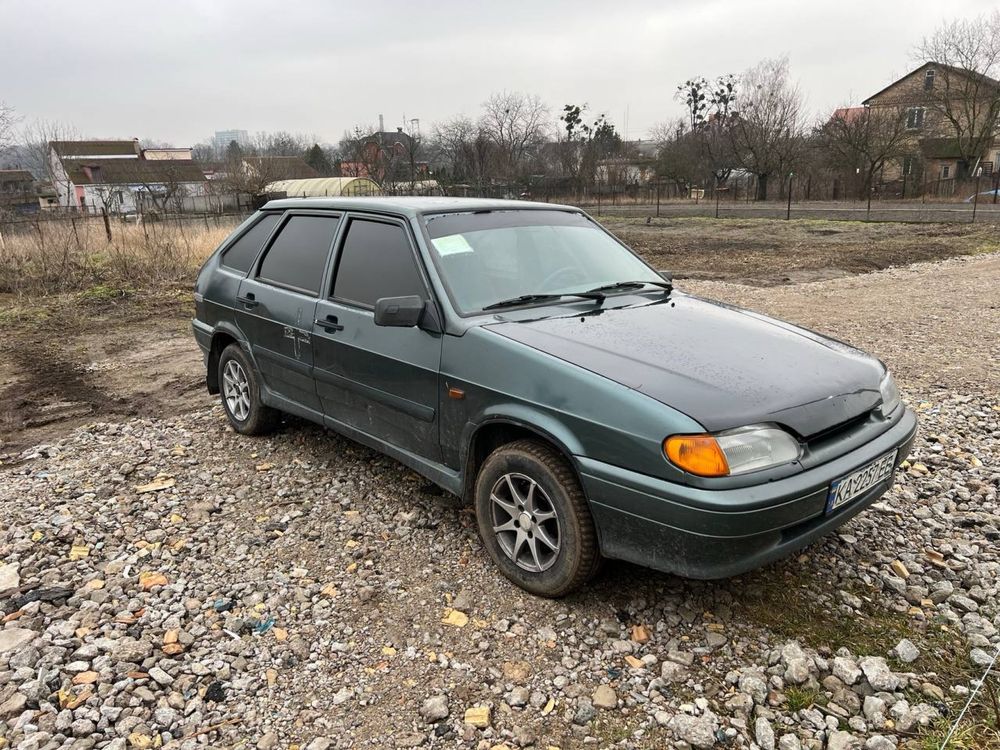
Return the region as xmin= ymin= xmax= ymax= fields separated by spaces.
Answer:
xmin=236 ymin=293 xmax=258 ymax=308
xmin=315 ymin=315 xmax=344 ymax=332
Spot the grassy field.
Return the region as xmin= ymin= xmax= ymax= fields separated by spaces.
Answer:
xmin=0 ymin=215 xmax=241 ymax=296
xmin=2 ymin=213 xmax=998 ymax=299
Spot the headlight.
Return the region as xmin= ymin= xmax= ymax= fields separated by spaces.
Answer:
xmin=879 ymin=372 xmax=900 ymax=417
xmin=664 ymin=425 xmax=801 ymax=477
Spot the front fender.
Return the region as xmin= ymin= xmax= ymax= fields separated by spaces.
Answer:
xmin=460 ymin=404 xmax=588 ymax=469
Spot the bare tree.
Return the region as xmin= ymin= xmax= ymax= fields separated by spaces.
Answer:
xmin=557 ymin=105 xmax=623 ymax=194
xmin=652 ymin=120 xmax=704 ymax=193
xmin=431 ymin=116 xmax=495 ymax=191
xmin=914 ymin=11 xmax=1000 ymax=174
xmin=0 ymin=102 xmax=16 ymax=152
xmin=219 ymin=132 xmax=313 ymax=195
xmin=16 ymin=120 xmax=80 ymax=203
xmin=817 ymin=105 xmax=911 ymax=197
xmin=481 ymin=92 xmax=548 ymax=182
xmin=398 ymin=127 xmax=424 ymax=193
xmin=729 ymin=57 xmax=805 ymax=200
xmin=671 ymin=74 xmax=739 ymax=187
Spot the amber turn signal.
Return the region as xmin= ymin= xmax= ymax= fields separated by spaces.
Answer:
xmin=663 ymin=435 xmax=730 ymax=477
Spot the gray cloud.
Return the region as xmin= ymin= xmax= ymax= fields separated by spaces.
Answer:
xmin=2 ymin=0 xmax=994 ymax=145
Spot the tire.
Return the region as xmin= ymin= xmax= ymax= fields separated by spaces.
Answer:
xmin=218 ymin=343 xmax=279 ymax=435
xmin=474 ymin=439 xmax=600 ymax=597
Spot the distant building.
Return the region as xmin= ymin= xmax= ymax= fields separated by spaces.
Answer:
xmin=864 ymin=61 xmax=1000 ymax=184
xmin=141 ymin=147 xmax=195 ymax=161
xmin=340 ymin=128 xmax=427 ymax=181
xmin=0 ymin=169 xmax=37 ymax=212
xmin=213 ymin=129 xmax=249 ymax=153
xmin=242 ymin=156 xmax=320 ymax=182
xmin=48 ymin=139 xmax=208 ymax=214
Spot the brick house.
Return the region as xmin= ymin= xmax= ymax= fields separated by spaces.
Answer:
xmin=864 ymin=62 xmax=1000 ymax=188
xmin=340 ymin=129 xmax=427 ymax=182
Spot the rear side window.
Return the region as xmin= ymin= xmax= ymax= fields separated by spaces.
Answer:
xmin=257 ymin=215 xmax=339 ymax=295
xmin=332 ymin=219 xmax=424 ymax=307
xmin=220 ymin=213 xmax=280 ymax=272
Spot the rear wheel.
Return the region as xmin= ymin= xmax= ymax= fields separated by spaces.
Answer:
xmin=218 ymin=344 xmax=279 ymax=435
xmin=474 ymin=439 xmax=599 ymax=597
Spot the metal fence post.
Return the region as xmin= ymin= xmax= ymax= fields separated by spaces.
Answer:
xmin=972 ymin=169 xmax=982 ymax=223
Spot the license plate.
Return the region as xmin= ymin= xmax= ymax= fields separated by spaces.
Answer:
xmin=826 ymin=449 xmax=898 ymax=514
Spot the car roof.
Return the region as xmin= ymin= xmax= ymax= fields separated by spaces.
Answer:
xmin=260 ymin=196 xmax=578 ymax=217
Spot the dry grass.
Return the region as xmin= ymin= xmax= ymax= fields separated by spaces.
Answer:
xmin=0 ymin=215 xmax=242 ymax=296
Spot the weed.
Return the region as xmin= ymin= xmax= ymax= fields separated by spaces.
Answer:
xmin=785 ymin=686 xmax=824 ymax=712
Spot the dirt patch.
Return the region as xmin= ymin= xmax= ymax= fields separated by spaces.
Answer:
xmin=0 ymin=291 xmax=209 ymax=459
xmin=607 ymin=217 xmax=999 ymax=286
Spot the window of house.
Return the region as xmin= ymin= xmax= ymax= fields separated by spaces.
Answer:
xmin=941 ymin=165 xmax=951 ymax=179
xmin=905 ymin=107 xmax=925 ymax=129
xmin=332 ymin=219 xmax=425 ymax=307
xmin=924 ymin=69 xmax=935 ymax=90
xmin=221 ymin=213 xmax=281 ymax=273
xmin=257 ymin=214 xmax=339 ymax=294
xmin=902 ymin=157 xmax=913 ymax=176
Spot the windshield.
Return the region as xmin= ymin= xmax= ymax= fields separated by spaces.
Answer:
xmin=422 ymin=209 xmax=662 ymax=314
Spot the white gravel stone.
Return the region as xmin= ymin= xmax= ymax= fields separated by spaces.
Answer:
xmin=893 ymin=639 xmax=920 ymax=663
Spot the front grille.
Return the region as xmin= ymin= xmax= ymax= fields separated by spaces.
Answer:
xmin=805 ymin=410 xmax=874 ymax=446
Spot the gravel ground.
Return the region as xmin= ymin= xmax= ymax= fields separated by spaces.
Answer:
xmin=1 ymin=254 xmax=998 ymax=750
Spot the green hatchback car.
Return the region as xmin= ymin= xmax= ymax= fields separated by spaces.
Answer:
xmin=193 ymin=198 xmax=917 ymax=596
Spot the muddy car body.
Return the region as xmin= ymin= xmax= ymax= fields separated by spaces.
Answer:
xmin=193 ymin=198 xmax=917 ymax=596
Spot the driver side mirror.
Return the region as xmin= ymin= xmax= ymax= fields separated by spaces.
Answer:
xmin=374 ymin=295 xmax=425 ymax=328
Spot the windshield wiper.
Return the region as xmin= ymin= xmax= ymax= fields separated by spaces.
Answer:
xmin=585 ymin=278 xmax=673 ymax=295
xmin=481 ymin=291 xmax=603 ymax=311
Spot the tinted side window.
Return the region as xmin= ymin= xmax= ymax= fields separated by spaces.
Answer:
xmin=220 ymin=213 xmax=281 ymax=272
xmin=333 ymin=219 xmax=424 ymax=307
xmin=257 ymin=215 xmax=339 ymax=295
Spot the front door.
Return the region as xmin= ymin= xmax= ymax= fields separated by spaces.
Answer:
xmin=235 ymin=212 xmax=341 ymax=415
xmin=312 ymin=215 xmax=442 ymax=461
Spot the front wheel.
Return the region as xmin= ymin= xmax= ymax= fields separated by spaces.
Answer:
xmin=474 ymin=439 xmax=599 ymax=597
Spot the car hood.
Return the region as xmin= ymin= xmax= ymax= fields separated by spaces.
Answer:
xmin=483 ymin=293 xmax=884 ymax=437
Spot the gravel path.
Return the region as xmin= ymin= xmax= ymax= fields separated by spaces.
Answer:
xmin=0 ymin=254 xmax=998 ymax=750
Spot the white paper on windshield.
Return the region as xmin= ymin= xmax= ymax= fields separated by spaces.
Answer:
xmin=432 ymin=234 xmax=475 ymax=256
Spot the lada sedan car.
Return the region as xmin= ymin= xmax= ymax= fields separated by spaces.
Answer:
xmin=192 ymin=198 xmax=917 ymax=596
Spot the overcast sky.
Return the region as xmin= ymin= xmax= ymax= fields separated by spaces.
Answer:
xmin=2 ymin=0 xmax=995 ymax=147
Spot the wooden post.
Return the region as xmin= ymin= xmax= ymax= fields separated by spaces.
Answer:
xmin=101 ymin=208 xmax=112 ymax=243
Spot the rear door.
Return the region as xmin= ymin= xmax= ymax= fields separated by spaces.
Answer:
xmin=235 ymin=211 xmax=340 ymax=415
xmin=312 ymin=214 xmax=443 ymax=461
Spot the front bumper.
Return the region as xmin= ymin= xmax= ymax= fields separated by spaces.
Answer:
xmin=578 ymin=407 xmax=918 ymax=579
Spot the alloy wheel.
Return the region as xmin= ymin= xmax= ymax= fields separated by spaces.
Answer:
xmin=490 ymin=472 xmax=561 ymax=572
xmin=222 ymin=359 xmax=251 ymax=421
